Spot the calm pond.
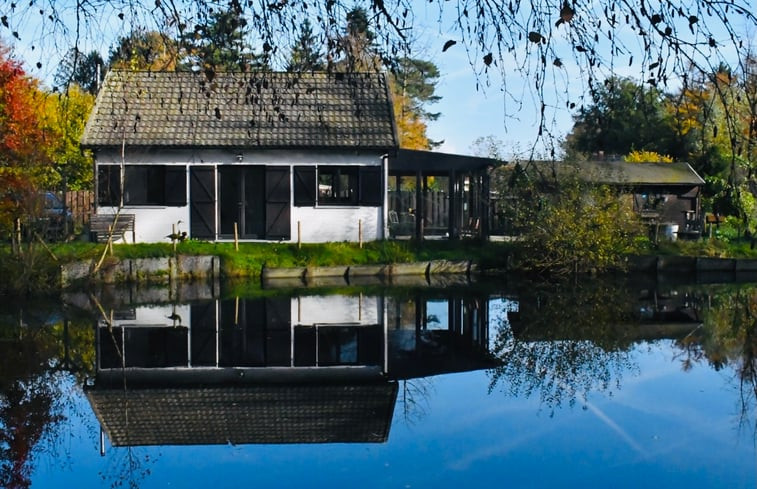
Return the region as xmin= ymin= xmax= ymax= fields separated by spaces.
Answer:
xmin=2 ymin=274 xmax=757 ymax=488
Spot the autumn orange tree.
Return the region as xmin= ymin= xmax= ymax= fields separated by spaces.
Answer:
xmin=0 ymin=45 xmax=52 ymax=246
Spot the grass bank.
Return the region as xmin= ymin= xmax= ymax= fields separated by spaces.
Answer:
xmin=0 ymin=239 xmax=514 ymax=296
xmin=3 ymin=225 xmax=757 ymax=297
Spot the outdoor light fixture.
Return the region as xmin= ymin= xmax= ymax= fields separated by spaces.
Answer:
xmin=236 ymin=153 xmax=243 ymax=162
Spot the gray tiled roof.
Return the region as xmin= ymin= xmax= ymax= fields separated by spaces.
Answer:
xmin=86 ymin=383 xmax=398 ymax=446
xmin=81 ymin=70 xmax=398 ymax=150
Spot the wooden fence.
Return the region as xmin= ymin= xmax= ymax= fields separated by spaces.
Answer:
xmin=64 ymin=190 xmax=94 ymax=228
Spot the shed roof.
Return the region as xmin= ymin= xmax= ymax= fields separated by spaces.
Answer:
xmin=81 ymin=70 xmax=398 ymax=151
xmin=526 ymin=160 xmax=705 ymax=187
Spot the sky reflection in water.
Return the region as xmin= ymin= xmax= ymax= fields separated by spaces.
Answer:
xmin=6 ymin=278 xmax=757 ymax=489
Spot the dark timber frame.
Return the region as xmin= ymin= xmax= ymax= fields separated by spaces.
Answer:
xmin=387 ymin=149 xmax=495 ymax=241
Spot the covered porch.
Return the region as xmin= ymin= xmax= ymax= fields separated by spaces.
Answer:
xmin=387 ymin=149 xmax=496 ymax=241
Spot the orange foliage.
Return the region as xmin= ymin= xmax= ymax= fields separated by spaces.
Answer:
xmin=392 ymin=91 xmax=431 ymax=150
xmin=0 ymin=45 xmax=53 ymax=230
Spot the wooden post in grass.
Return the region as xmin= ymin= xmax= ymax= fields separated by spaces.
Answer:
xmin=359 ymin=219 xmax=363 ymax=248
xmin=233 ymin=222 xmax=239 ymax=251
xmin=298 ymin=221 xmax=302 ymax=249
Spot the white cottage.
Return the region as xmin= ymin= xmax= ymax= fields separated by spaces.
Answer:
xmin=80 ymin=70 xmax=399 ymax=243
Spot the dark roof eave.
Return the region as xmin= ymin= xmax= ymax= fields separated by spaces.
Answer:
xmin=84 ymin=143 xmax=399 ymax=153
xmin=600 ymin=181 xmax=705 ymax=188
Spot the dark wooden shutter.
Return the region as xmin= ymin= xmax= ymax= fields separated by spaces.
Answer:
xmin=293 ymin=166 xmax=316 ymax=206
xmin=265 ymin=167 xmax=291 ymax=239
xmin=165 ymin=166 xmax=187 ymax=206
xmin=189 ymin=166 xmax=215 ymax=239
xmin=359 ymin=166 xmax=383 ymax=206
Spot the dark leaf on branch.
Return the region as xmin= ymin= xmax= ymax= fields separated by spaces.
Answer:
xmin=442 ymin=39 xmax=456 ymax=52
xmin=483 ymin=52 xmax=493 ymax=66
xmin=651 ymin=14 xmax=662 ymax=24
xmin=528 ymin=31 xmax=543 ymax=43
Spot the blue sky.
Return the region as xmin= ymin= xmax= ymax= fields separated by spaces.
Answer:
xmin=411 ymin=0 xmax=757 ymax=159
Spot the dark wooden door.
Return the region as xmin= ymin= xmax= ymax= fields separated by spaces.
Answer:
xmin=190 ymin=167 xmax=215 ymax=239
xmin=190 ymin=301 xmax=217 ymax=366
xmin=265 ymin=167 xmax=291 ymax=239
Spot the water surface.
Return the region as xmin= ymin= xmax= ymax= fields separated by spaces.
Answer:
xmin=2 ymin=276 xmax=756 ymax=488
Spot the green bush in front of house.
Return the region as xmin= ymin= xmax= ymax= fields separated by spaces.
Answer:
xmin=504 ymin=176 xmax=647 ymax=275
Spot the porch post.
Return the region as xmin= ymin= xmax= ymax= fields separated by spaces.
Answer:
xmin=415 ymin=170 xmax=423 ymax=240
xmin=382 ymin=154 xmax=389 ymax=240
xmin=482 ymin=169 xmax=490 ymax=240
xmin=448 ymin=170 xmax=457 ymax=239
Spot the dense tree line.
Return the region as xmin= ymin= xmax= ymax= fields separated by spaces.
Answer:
xmin=563 ymin=56 xmax=757 ymax=226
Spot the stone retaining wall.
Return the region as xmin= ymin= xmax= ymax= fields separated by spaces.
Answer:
xmin=60 ymin=255 xmax=221 ymax=287
xmin=61 ymin=256 xmax=474 ymax=289
xmin=261 ymin=260 xmax=475 ymax=286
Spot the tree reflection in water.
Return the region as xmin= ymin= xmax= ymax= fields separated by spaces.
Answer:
xmin=683 ymin=284 xmax=757 ymax=430
xmin=0 ymin=305 xmax=94 ymax=489
xmin=489 ymin=278 xmax=653 ymax=413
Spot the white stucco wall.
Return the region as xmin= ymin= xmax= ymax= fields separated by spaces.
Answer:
xmin=291 ymin=206 xmax=382 ymax=243
xmin=292 ymin=295 xmax=382 ymax=326
xmin=97 ymin=205 xmax=189 ymax=243
xmin=101 ymin=304 xmax=192 ymax=328
xmin=94 ymin=148 xmax=388 ymax=243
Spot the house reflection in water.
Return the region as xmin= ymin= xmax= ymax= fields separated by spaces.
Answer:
xmin=86 ymin=290 xmax=497 ymax=448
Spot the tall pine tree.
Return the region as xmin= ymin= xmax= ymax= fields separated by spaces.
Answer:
xmin=286 ymin=19 xmax=325 ymax=72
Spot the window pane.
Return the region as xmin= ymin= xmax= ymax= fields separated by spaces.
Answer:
xmin=165 ymin=166 xmax=187 ymax=206
xmin=317 ymin=166 xmax=358 ymax=205
xmin=97 ymin=166 xmax=120 ymax=206
xmin=318 ymin=169 xmax=336 ymax=201
xmin=124 ymin=166 xmax=166 ymax=205
xmin=338 ymin=173 xmax=351 ymax=199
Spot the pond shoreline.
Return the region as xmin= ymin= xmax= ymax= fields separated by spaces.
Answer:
xmin=58 ymin=252 xmax=757 ymax=290
xmin=59 ymin=256 xmax=478 ymax=288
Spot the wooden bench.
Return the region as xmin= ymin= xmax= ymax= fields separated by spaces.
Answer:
xmin=90 ymin=214 xmax=135 ymax=243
